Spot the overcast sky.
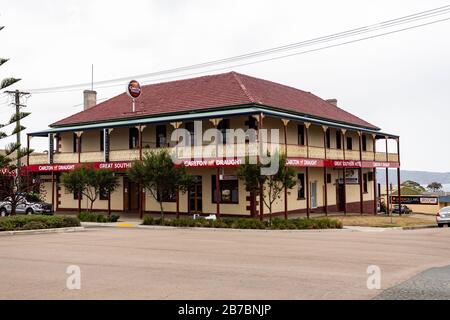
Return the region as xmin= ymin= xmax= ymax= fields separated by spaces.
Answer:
xmin=0 ymin=0 xmax=449 ymax=172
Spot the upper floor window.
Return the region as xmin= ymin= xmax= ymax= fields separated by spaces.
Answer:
xmin=346 ymin=136 xmax=353 ymax=150
xmin=129 ymin=127 xmax=139 ymax=149
xmin=73 ymin=133 xmax=81 ymax=153
xmin=100 ymin=130 xmax=104 ymax=152
xmin=362 ymin=134 xmax=367 ymax=151
xmin=245 ymin=116 xmax=258 ymax=130
xmin=298 ymin=125 xmax=305 ymax=146
xmin=156 ymin=125 xmax=167 ymax=148
xmin=336 ymin=131 xmax=342 ymax=150
xmin=184 ymin=122 xmax=195 ymax=146
xmin=217 ymin=119 xmax=230 ymax=144
xmin=325 ymin=129 xmax=331 ymax=148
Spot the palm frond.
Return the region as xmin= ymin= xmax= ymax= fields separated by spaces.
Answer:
xmin=0 ymin=58 xmax=9 ymax=67
xmin=11 ymin=124 xmax=26 ymax=135
xmin=5 ymin=142 xmax=21 ymax=156
xmin=9 ymin=112 xmax=31 ymax=124
xmin=1 ymin=77 xmax=21 ymax=90
xmin=17 ymin=147 xmax=34 ymax=159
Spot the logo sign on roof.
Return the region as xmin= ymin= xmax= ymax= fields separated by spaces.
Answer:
xmin=127 ymin=80 xmax=141 ymax=99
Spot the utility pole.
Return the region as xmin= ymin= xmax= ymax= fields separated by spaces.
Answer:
xmin=4 ymin=89 xmax=30 ymax=172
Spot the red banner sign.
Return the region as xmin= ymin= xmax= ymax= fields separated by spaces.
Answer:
xmin=24 ymin=158 xmax=399 ymax=173
xmin=286 ymin=158 xmax=324 ymax=167
xmin=176 ymin=158 xmax=243 ymax=168
xmin=26 ymin=161 xmax=133 ymax=173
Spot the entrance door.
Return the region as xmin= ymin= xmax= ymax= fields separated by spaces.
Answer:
xmin=188 ymin=176 xmax=202 ymax=214
xmin=310 ymin=181 xmax=318 ymax=209
xmin=123 ymin=176 xmax=140 ymax=212
xmin=336 ymin=182 xmax=346 ymax=212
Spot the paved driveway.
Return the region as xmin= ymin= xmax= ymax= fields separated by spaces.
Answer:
xmin=0 ymin=227 xmax=449 ymax=299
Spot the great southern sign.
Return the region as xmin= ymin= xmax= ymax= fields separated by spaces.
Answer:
xmin=390 ymin=195 xmax=438 ymax=205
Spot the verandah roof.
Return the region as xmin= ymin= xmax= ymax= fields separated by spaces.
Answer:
xmin=29 ymin=105 xmax=398 ymax=139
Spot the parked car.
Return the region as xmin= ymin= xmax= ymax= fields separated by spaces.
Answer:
xmin=436 ymin=206 xmax=450 ymax=227
xmin=391 ymin=204 xmax=412 ymax=214
xmin=0 ymin=193 xmax=53 ymax=216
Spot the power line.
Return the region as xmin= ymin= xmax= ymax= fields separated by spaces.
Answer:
xmin=27 ymin=5 xmax=450 ymax=94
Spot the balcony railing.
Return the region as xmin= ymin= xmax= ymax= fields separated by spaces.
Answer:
xmin=110 ymin=149 xmax=140 ymax=162
xmin=54 ymin=153 xmax=77 ymax=164
xmin=80 ymin=151 xmax=104 ymax=163
xmin=28 ymin=143 xmax=399 ymax=165
xmin=29 ymin=154 xmax=48 ymax=165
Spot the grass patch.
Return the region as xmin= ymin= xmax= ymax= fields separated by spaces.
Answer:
xmin=142 ymin=216 xmax=343 ymax=230
xmin=328 ymin=215 xmax=435 ymax=228
xmin=0 ymin=215 xmax=80 ymax=231
xmin=78 ymin=212 xmax=120 ymax=223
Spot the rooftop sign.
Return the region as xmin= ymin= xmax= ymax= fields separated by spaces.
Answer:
xmin=127 ymin=80 xmax=141 ymax=99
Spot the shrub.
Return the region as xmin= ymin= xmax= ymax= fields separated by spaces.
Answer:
xmin=78 ymin=212 xmax=120 ymax=223
xmin=141 ymin=216 xmax=342 ymax=230
xmin=0 ymin=215 xmax=80 ymax=231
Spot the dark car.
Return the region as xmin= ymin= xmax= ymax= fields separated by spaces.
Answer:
xmin=391 ymin=204 xmax=412 ymax=214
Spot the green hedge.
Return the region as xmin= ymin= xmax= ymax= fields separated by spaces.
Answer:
xmin=142 ymin=216 xmax=342 ymax=230
xmin=0 ymin=215 xmax=80 ymax=231
xmin=78 ymin=212 xmax=120 ymax=223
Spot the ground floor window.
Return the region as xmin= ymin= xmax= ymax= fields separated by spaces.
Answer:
xmin=297 ymin=173 xmax=305 ymax=199
xmin=212 ymin=175 xmax=239 ymax=204
xmin=157 ymin=189 xmax=177 ymax=202
xmin=73 ymin=190 xmax=82 ymax=200
xmin=99 ymin=187 xmax=109 ymax=200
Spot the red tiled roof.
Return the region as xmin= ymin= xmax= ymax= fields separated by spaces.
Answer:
xmin=51 ymin=72 xmax=379 ymax=129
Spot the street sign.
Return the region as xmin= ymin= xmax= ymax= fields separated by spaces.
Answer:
xmin=390 ymin=195 xmax=438 ymax=205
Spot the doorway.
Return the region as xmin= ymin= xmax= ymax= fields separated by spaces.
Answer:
xmin=188 ymin=176 xmax=202 ymax=214
xmin=310 ymin=180 xmax=318 ymax=209
xmin=336 ymin=182 xmax=346 ymax=212
xmin=123 ymin=176 xmax=140 ymax=212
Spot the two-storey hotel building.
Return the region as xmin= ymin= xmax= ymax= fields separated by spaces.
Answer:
xmin=26 ymin=72 xmax=401 ymax=218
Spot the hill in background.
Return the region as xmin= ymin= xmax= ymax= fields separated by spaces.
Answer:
xmin=377 ymin=170 xmax=450 ymax=186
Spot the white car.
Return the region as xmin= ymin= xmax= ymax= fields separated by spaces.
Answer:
xmin=0 ymin=194 xmax=53 ymax=216
xmin=436 ymin=206 xmax=450 ymax=227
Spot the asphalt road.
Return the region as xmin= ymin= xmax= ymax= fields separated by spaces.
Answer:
xmin=0 ymin=226 xmax=449 ymax=299
xmin=374 ymin=264 xmax=450 ymax=300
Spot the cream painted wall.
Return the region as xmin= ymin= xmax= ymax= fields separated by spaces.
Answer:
xmin=109 ymin=127 xmax=130 ymax=150
xmin=58 ymin=132 xmax=73 ymax=153
xmin=57 ymin=176 xmax=124 ymax=211
xmin=308 ymin=125 xmax=324 ymax=147
xmin=81 ymin=130 xmax=102 ymax=152
xmin=144 ymin=167 xmax=248 ymax=215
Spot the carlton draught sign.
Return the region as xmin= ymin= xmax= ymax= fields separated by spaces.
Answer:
xmin=127 ymin=80 xmax=141 ymax=99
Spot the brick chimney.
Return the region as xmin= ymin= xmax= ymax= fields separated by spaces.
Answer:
xmin=83 ymin=90 xmax=97 ymax=110
xmin=326 ymin=98 xmax=337 ymax=106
